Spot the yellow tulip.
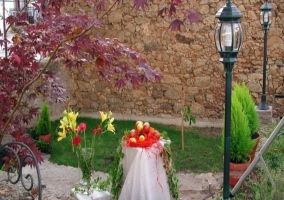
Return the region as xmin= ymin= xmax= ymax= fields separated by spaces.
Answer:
xmin=60 ymin=110 xmax=78 ymax=132
xmin=60 ymin=117 xmax=68 ymax=127
xmin=107 ymin=121 xmax=115 ymax=133
xmin=68 ymin=111 xmax=78 ymax=122
xmin=70 ymin=121 xmax=77 ymax=132
xmin=58 ymin=128 xmax=66 ymax=141
xmin=100 ymin=111 xmax=107 ymax=122
xmin=59 ymin=124 xmax=65 ymax=129
xmin=107 ymin=111 xmax=113 ymax=118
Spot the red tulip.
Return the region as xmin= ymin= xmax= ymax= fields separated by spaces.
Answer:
xmin=77 ymin=122 xmax=87 ymax=132
xmin=92 ymin=124 xmax=102 ymax=135
xmin=72 ymin=136 xmax=82 ymax=146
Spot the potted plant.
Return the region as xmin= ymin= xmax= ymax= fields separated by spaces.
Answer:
xmin=222 ymin=92 xmax=255 ymax=187
xmin=36 ymin=102 xmax=52 ymax=143
xmin=234 ymin=82 xmax=260 ymax=160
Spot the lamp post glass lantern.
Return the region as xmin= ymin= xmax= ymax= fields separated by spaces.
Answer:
xmin=214 ymin=0 xmax=243 ymax=199
xmin=215 ymin=22 xmax=242 ymax=55
xmin=260 ymin=0 xmax=273 ymax=29
xmin=258 ymin=0 xmax=272 ymax=110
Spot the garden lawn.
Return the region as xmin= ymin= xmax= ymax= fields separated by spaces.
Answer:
xmin=49 ymin=117 xmax=223 ymax=173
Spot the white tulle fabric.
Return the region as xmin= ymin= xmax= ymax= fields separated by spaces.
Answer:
xmin=119 ymin=143 xmax=172 ymax=200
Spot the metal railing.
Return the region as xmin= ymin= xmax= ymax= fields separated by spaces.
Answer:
xmin=0 ymin=142 xmax=42 ymax=200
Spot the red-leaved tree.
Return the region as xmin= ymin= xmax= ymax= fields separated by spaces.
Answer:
xmin=0 ymin=0 xmax=200 ymax=163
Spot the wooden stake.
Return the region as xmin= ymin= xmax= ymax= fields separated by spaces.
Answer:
xmin=181 ymin=88 xmax=185 ymax=150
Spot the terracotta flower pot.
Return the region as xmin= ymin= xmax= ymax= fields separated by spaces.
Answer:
xmin=38 ymin=133 xmax=52 ymax=144
xmin=230 ymin=157 xmax=251 ymax=187
xmin=250 ymin=132 xmax=260 ymax=161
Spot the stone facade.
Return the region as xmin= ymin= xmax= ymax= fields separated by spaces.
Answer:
xmin=65 ymin=0 xmax=284 ymax=120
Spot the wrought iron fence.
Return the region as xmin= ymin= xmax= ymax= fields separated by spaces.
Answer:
xmin=0 ymin=142 xmax=42 ymax=199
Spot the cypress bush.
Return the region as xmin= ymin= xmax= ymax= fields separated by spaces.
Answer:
xmin=222 ymin=92 xmax=255 ymax=163
xmin=36 ymin=102 xmax=52 ymax=136
xmin=234 ymin=82 xmax=259 ymax=137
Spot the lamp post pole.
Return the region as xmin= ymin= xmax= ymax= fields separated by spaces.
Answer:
xmin=214 ymin=1 xmax=243 ymax=199
xmin=259 ymin=28 xmax=269 ymax=110
xmin=258 ymin=0 xmax=272 ymax=110
xmin=223 ymin=61 xmax=234 ymax=199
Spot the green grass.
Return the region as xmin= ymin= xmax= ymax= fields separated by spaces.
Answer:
xmin=49 ymin=117 xmax=223 ymax=173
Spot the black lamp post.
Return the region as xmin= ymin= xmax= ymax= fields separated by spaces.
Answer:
xmin=214 ymin=1 xmax=243 ymax=199
xmin=258 ymin=0 xmax=273 ymax=110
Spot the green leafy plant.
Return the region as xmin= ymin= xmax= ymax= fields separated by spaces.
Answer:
xmin=181 ymin=105 xmax=196 ymax=126
xmin=34 ymin=140 xmax=52 ymax=154
xmin=160 ymin=131 xmax=179 ymax=199
xmin=264 ymin=131 xmax=284 ymax=171
xmin=222 ymin=92 xmax=255 ymax=163
xmin=246 ymin=170 xmax=284 ymax=200
xmin=91 ymin=135 xmax=125 ymax=200
xmin=234 ymin=131 xmax=284 ymax=200
xmin=36 ymin=102 xmax=52 ymax=136
xmin=27 ymin=127 xmax=38 ymax=140
xmin=180 ymin=105 xmax=196 ymax=150
xmin=234 ymin=82 xmax=259 ymax=138
xmin=109 ymin=142 xmax=124 ymax=199
xmin=27 ymin=126 xmax=52 ymax=153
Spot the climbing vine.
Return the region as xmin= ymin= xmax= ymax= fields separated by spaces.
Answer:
xmin=160 ymin=131 xmax=179 ymax=199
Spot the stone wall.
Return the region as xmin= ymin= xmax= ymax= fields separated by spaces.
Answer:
xmin=66 ymin=0 xmax=284 ymax=120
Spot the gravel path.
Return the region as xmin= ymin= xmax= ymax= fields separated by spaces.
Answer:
xmin=0 ymin=153 xmax=223 ymax=200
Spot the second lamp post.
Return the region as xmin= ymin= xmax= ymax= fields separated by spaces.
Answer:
xmin=258 ymin=0 xmax=273 ymax=110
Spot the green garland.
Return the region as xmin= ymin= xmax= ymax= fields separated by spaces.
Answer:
xmin=161 ymin=131 xmax=179 ymax=199
xmin=108 ymin=142 xmax=124 ymax=199
xmin=93 ymin=141 xmax=124 ymax=200
xmin=94 ymin=132 xmax=179 ymax=200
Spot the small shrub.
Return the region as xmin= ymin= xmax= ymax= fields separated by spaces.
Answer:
xmin=222 ymin=92 xmax=255 ymax=163
xmin=27 ymin=127 xmax=38 ymax=140
xmin=34 ymin=140 xmax=52 ymax=154
xmin=36 ymin=102 xmax=52 ymax=136
xmin=234 ymin=82 xmax=259 ymax=137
